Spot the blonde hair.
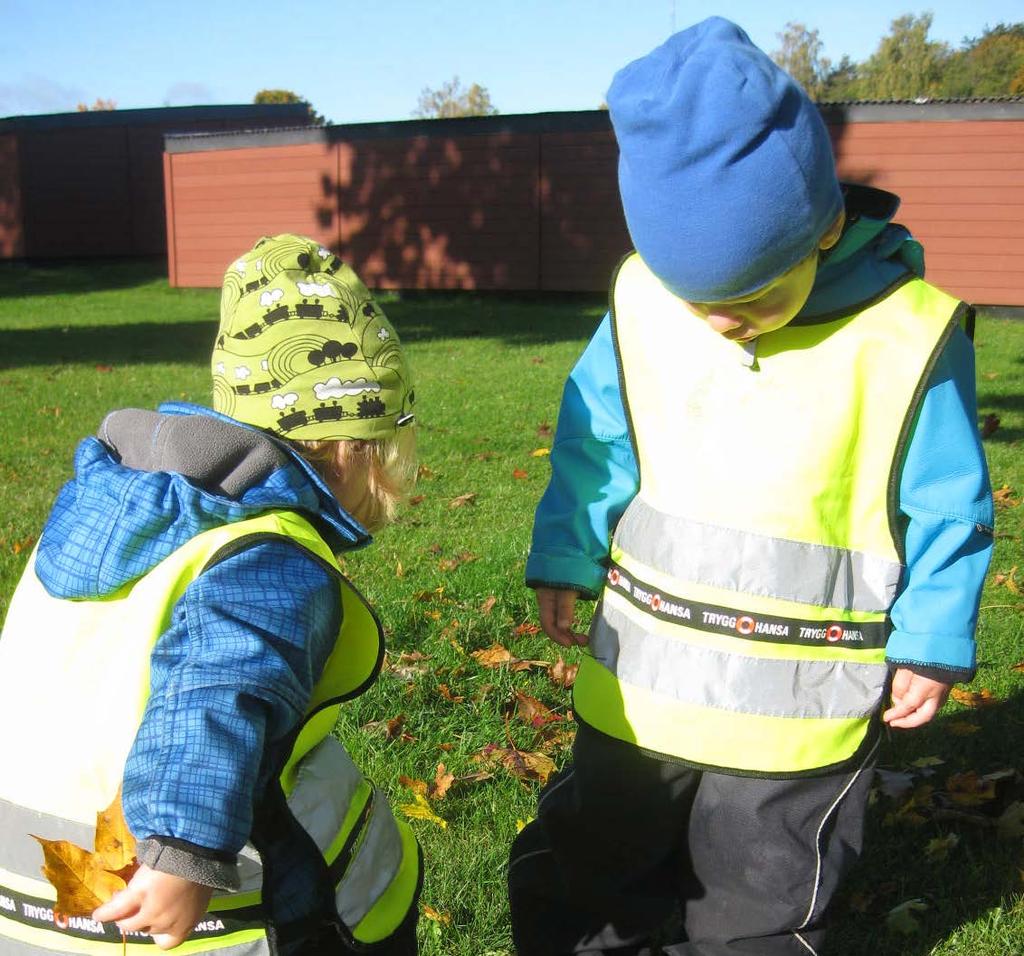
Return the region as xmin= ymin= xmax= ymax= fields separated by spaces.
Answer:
xmin=292 ymin=428 xmax=417 ymax=532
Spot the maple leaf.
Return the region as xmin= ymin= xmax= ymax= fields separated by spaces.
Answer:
xmin=979 ymin=413 xmax=1001 ymax=438
xmin=886 ymin=899 xmax=928 ymax=935
xmin=470 ymin=642 xmax=549 ymax=672
xmin=449 ymin=493 xmax=477 ymax=508
xmin=32 ymin=787 xmax=138 ymax=919
xmin=949 ymin=687 xmax=1002 ymax=708
xmin=512 ymin=468 xmax=529 ymax=480
xmin=945 ymin=771 xmax=997 ymax=807
xmin=422 ymin=904 xmax=451 ymax=924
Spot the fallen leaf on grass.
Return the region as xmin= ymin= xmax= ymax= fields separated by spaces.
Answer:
xmin=923 ymin=833 xmax=959 ymax=862
xmin=997 ymin=801 xmax=1024 ymax=840
xmin=536 ymin=422 xmax=552 ymax=437
xmin=361 ymin=714 xmax=413 ymax=741
xmin=950 ymin=687 xmax=1002 ymax=708
xmin=514 ymin=622 xmax=541 ymax=637
xmin=479 ymin=595 xmax=497 ymax=615
xmin=422 ymin=904 xmax=451 ymax=924
xmin=993 ymin=484 xmax=1020 ymax=508
xmin=398 ymin=791 xmax=447 ymax=829
xmin=980 ymin=414 xmax=1001 ymax=438
xmin=530 ymin=447 xmax=551 ymax=458
xmin=993 ymin=567 xmax=1020 ymax=594
xmin=388 ymin=652 xmax=432 ymax=680
xmin=432 ymin=763 xmax=455 ymax=800
xmin=911 ymin=756 xmax=945 ymax=770
xmin=95 ymin=364 xmax=114 ymax=373
xmin=417 ymin=465 xmax=435 ymax=480
xmin=438 ymin=552 xmax=478 ymax=573
xmin=1012 ymin=662 xmax=1024 ymax=673
xmin=512 ymin=468 xmax=529 ymax=480
xmin=473 ymin=451 xmax=498 ymax=462
xmin=886 ymin=899 xmax=928 ymax=935
xmin=449 ymin=493 xmax=477 ymax=508
xmin=948 ymin=720 xmax=981 ymax=735
xmin=408 ymin=495 xmax=425 ymax=506
xmin=470 ymin=642 xmax=550 ymax=672
xmin=548 ymin=656 xmax=579 ymax=688
xmin=11 ymin=535 xmax=35 ymax=555
xmin=512 ymin=691 xmax=564 ymax=729
xmin=437 ymin=683 xmax=465 ymax=703
xmin=471 ymin=743 xmax=556 ymax=786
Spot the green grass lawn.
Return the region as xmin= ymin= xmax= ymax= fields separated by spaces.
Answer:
xmin=0 ymin=259 xmax=1021 ymax=955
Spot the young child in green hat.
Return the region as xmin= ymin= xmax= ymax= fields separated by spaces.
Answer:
xmin=0 ymin=234 xmax=421 ymax=954
xmin=510 ymin=18 xmax=993 ymax=956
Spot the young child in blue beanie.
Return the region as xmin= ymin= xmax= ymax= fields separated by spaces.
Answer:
xmin=508 ymin=17 xmax=993 ymax=956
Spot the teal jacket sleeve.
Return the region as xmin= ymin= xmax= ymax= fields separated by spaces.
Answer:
xmin=525 ymin=314 xmax=638 ymax=598
xmin=887 ymin=325 xmax=994 ymax=679
xmin=527 ymin=319 xmax=993 ymax=678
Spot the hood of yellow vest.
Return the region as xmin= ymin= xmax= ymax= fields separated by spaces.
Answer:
xmin=35 ymin=403 xmax=369 ymax=601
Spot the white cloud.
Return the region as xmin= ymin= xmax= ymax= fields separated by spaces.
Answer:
xmin=259 ymin=288 xmax=284 ymax=307
xmin=314 ymin=377 xmax=382 ymax=401
xmin=318 ymin=247 xmax=330 ymax=259
xmin=261 ymin=360 xmax=269 ymax=371
xmin=234 ymin=365 xmax=251 ymax=380
xmin=214 ymin=362 xmax=225 ymax=374
xmin=234 ymin=259 xmax=246 ymax=275
xmin=271 ymin=392 xmax=299 ymax=410
xmin=296 ymin=280 xmax=336 ymax=298
xmin=163 ymin=82 xmax=217 ymax=106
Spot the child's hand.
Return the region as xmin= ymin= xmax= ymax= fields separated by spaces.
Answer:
xmin=93 ymin=864 xmax=214 ymax=950
xmin=882 ymin=667 xmax=952 ymax=729
xmin=535 ymin=587 xmax=589 ymax=647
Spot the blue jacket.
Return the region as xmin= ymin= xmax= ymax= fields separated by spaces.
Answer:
xmin=35 ymin=402 xmax=369 ymax=910
xmin=527 ymin=186 xmax=994 ymax=680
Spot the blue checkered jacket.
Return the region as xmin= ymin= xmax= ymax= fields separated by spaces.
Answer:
xmin=35 ymin=403 xmax=371 ymax=913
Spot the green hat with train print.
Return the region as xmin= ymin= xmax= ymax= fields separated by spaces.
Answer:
xmin=212 ymin=234 xmax=414 ymax=441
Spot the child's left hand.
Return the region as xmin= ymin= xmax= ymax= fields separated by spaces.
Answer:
xmin=93 ymin=863 xmax=214 ymax=950
xmin=882 ymin=667 xmax=951 ymax=729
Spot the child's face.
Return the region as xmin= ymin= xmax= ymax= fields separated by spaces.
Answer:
xmin=684 ymin=212 xmax=845 ymax=343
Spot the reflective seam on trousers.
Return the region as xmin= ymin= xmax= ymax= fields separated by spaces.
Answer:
xmin=592 ymin=600 xmax=889 ymax=719
xmin=614 ymin=498 xmax=902 ymax=614
xmin=335 ymin=789 xmax=404 ymax=929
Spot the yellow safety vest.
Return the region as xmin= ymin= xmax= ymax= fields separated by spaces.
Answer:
xmin=573 ymin=253 xmax=964 ymax=775
xmin=0 ymin=511 xmax=419 ymax=954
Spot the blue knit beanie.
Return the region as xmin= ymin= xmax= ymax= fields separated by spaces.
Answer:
xmin=608 ymin=17 xmax=843 ymax=302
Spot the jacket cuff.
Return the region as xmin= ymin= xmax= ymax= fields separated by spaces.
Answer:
xmin=136 ymin=837 xmax=240 ymax=891
xmin=885 ymin=629 xmax=976 ymax=677
xmin=524 ymin=552 xmax=605 ymax=600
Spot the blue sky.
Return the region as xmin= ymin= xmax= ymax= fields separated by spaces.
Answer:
xmin=2 ymin=0 xmax=1022 ymax=123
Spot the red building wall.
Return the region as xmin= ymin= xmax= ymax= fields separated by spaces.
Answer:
xmin=0 ymin=133 xmax=23 ymax=258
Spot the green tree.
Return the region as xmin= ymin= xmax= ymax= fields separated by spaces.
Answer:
xmin=858 ymin=13 xmax=951 ymax=100
xmin=253 ymin=89 xmax=326 ymax=126
xmin=772 ymin=22 xmax=832 ymax=100
xmin=819 ymin=55 xmax=863 ymax=102
xmin=939 ymin=23 xmax=1024 ymax=97
xmin=412 ymin=77 xmax=498 ymax=118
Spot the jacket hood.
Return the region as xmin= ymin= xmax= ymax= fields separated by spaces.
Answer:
xmin=798 ymin=183 xmax=925 ymax=322
xmin=36 ymin=403 xmax=370 ymax=600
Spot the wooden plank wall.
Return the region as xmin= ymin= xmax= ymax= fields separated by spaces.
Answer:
xmin=166 ymin=113 xmax=1024 ymax=306
xmin=831 ymin=119 xmax=1024 ymax=307
xmin=0 ymin=133 xmax=23 ymax=258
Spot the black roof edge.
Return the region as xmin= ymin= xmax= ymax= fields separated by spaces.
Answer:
xmin=0 ymin=103 xmax=311 ymax=134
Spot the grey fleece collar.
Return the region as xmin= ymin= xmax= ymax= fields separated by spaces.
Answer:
xmin=99 ymin=408 xmax=289 ymax=499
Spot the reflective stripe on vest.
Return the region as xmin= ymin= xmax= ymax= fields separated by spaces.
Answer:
xmin=572 ymin=254 xmax=960 ymax=774
xmin=0 ymin=512 xmax=418 ymax=951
